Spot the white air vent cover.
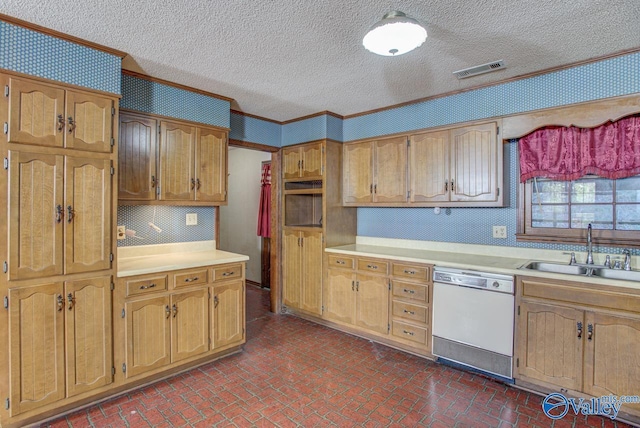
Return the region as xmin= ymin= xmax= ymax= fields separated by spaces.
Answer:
xmin=453 ymin=60 xmax=506 ymax=79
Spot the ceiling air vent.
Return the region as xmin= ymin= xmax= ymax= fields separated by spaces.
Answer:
xmin=453 ymin=60 xmax=506 ymax=79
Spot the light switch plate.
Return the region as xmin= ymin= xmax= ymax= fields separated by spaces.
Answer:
xmin=492 ymin=225 xmax=507 ymax=239
xmin=186 ymin=213 xmax=198 ymax=226
xmin=117 ymin=225 xmax=126 ymax=240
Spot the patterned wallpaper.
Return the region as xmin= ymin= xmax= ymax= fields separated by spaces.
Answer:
xmin=0 ymin=20 xmax=121 ymax=94
xmin=120 ymin=73 xmax=230 ymax=128
xmin=117 ymin=206 xmax=215 ymax=247
xmin=230 ymin=112 xmax=281 ymax=147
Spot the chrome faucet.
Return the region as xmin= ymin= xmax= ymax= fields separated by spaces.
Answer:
xmin=586 ymin=223 xmax=594 ymax=264
xmin=623 ymin=249 xmax=632 ymax=271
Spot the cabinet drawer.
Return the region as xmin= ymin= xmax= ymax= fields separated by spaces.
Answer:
xmin=213 ymin=264 xmax=243 ymax=281
xmin=392 ymin=301 xmax=429 ymax=324
xmin=357 ymin=258 xmax=389 ymax=275
xmin=392 ymin=263 xmax=430 ymax=282
xmin=391 ymin=321 xmax=429 ymax=347
xmin=125 ymin=275 xmax=168 ymax=297
xmin=328 ymin=255 xmax=355 ymax=270
xmin=392 ymin=280 xmax=429 ymax=304
xmin=174 ymin=269 xmax=208 ymax=288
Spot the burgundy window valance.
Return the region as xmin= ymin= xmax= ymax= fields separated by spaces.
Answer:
xmin=518 ymin=115 xmax=640 ymax=182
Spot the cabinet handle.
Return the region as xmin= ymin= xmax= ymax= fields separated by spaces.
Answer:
xmin=184 ymin=277 xmax=199 ymax=282
xmin=172 ymin=304 xmax=178 ymax=318
xmin=374 ymin=184 xmax=377 ymax=194
xmin=190 ymin=178 xmax=196 ymax=190
xmin=55 ymin=204 xmax=64 ymax=223
xmin=196 ymin=178 xmax=201 ymax=190
xmin=351 ymin=280 xmax=355 ymax=291
xmin=301 ymin=160 xmax=304 ymax=170
xmin=403 ymin=309 xmax=415 ymax=315
xmin=403 ymin=288 xmax=415 ymax=294
xmin=222 ymin=272 xmax=235 ymax=277
xmin=577 ymin=322 xmax=583 ymax=339
xmin=67 ymin=293 xmax=74 ymax=310
xmin=57 ymin=294 xmax=64 ymax=312
xmin=57 ymin=115 xmax=65 ymax=132
xmin=67 ymin=116 xmax=76 ymax=133
xmin=301 ymin=237 xmax=304 ymax=247
xmin=403 ymin=270 xmax=415 ymax=275
xmin=297 ymin=160 xmax=301 ymax=170
xmin=403 ymin=330 xmax=415 ymax=336
xmin=587 ymin=324 xmax=593 ymax=341
xmin=67 ymin=205 xmax=75 ymax=223
xmin=139 ymin=283 xmax=156 ymax=290
xmin=165 ymin=305 xmax=171 ymax=319
xmin=451 ymin=179 xmax=455 ymax=191
xmin=214 ymin=295 xmax=219 ymax=308
xmin=445 ymin=180 xmax=448 ymax=192
xmin=370 ymin=184 xmax=373 ymax=194
xmin=366 ymin=264 xmax=378 ymax=270
xmin=356 ymin=281 xmax=359 ymax=292
xmin=336 ymin=260 xmax=345 ymax=265
xmin=151 ymin=176 xmax=156 ymax=188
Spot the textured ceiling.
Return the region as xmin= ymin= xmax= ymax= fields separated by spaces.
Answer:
xmin=3 ymin=0 xmax=640 ymax=121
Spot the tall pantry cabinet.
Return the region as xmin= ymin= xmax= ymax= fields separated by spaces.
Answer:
xmin=0 ymin=72 xmax=118 ymax=425
xmin=281 ymin=140 xmax=356 ymax=317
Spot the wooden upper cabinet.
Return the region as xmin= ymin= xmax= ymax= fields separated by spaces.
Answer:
xmin=65 ymin=276 xmax=113 ymax=397
xmin=9 ymin=151 xmax=64 ymax=280
xmin=196 ymin=127 xmax=227 ymax=202
xmin=9 ymin=282 xmax=66 ymax=416
xmin=65 ymin=90 xmax=113 ymax=153
xmin=343 ymin=141 xmax=373 ymax=204
xmin=6 ymin=77 xmax=113 ymax=152
xmin=373 ymin=137 xmax=407 ymax=203
xmin=450 ymin=122 xmax=499 ymax=202
xmin=7 ymin=77 xmax=65 ymax=148
xmin=410 ymin=130 xmax=449 ymax=203
xmin=283 ymin=142 xmax=323 ymax=180
xmin=159 ymin=121 xmax=196 ymax=201
xmin=118 ymin=113 xmax=157 ymax=201
xmin=64 ymin=157 xmax=112 ymax=275
xmin=212 ymin=280 xmax=245 ymax=350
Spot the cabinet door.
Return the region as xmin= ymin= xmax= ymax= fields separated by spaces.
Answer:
xmin=355 ymin=273 xmax=389 ymax=335
xmin=516 ymin=301 xmax=583 ymax=391
xmin=282 ymin=147 xmax=301 ymax=179
xmin=159 ymin=121 xmax=196 ymax=200
xmin=65 ymin=276 xmax=113 ymax=397
xmin=374 ymin=137 xmax=407 ymax=203
xmin=282 ymin=230 xmax=302 ymax=308
xmin=118 ymin=113 xmax=157 ymax=200
xmin=450 ymin=122 xmax=498 ymax=202
xmin=196 ymin=127 xmax=227 ymax=202
xmin=65 ymin=157 xmax=112 ymax=274
xmin=7 ymin=77 xmax=65 ymax=148
xmin=324 ymin=268 xmax=356 ymax=325
xmin=125 ymin=296 xmax=171 ymax=378
xmin=212 ymin=281 xmax=245 ymax=350
xmin=343 ymin=141 xmax=373 ymax=204
xmin=171 ymin=288 xmax=210 ymax=363
xmin=410 ymin=131 xmax=449 ymax=202
xmin=300 ymin=231 xmax=323 ymax=315
xmin=65 ymin=90 xmax=113 ymax=153
xmin=9 ymin=283 xmax=65 ymax=416
xmin=301 ymin=143 xmax=323 ymax=178
xmin=584 ymin=311 xmax=640 ymax=417
xmin=9 ymin=151 xmax=64 ymax=280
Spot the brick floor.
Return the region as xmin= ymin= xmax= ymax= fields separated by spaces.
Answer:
xmin=43 ymin=286 xmax=636 ymax=427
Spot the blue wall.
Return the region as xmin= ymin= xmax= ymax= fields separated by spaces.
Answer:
xmin=0 ymin=20 xmax=121 ymax=94
xmin=230 ymin=112 xmax=281 ymax=147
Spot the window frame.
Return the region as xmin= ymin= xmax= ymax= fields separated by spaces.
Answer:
xmin=517 ymin=177 xmax=640 ymax=248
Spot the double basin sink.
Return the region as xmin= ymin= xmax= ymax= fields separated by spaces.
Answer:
xmin=520 ymin=261 xmax=640 ymax=282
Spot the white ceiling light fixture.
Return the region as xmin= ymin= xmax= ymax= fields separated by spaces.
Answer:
xmin=363 ymin=11 xmax=427 ymax=56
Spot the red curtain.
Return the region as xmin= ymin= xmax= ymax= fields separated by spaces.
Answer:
xmin=519 ymin=115 xmax=640 ymax=182
xmin=257 ymin=162 xmax=271 ymax=237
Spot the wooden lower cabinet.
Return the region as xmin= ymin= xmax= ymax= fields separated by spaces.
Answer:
xmin=212 ymin=280 xmax=245 ymax=350
xmin=171 ymin=288 xmax=210 ymax=363
xmin=282 ymin=229 xmax=323 ymax=316
xmin=8 ymin=276 xmax=112 ymax=417
xmin=324 ymin=268 xmax=356 ymax=324
xmin=516 ymin=276 xmax=640 ymax=420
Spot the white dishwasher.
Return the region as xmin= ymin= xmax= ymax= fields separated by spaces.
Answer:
xmin=432 ymin=266 xmax=515 ymax=381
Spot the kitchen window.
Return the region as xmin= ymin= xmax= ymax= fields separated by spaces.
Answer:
xmin=517 ymin=175 xmax=640 ymax=247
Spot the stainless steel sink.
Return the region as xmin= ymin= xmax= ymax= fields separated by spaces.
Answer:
xmin=590 ymin=268 xmax=640 ymax=282
xmin=520 ymin=261 xmax=589 ymax=275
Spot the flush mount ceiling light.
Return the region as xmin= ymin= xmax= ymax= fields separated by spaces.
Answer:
xmin=363 ymin=11 xmax=427 ymax=56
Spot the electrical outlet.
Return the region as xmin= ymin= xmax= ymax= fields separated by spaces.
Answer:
xmin=186 ymin=213 xmax=198 ymax=226
xmin=492 ymin=225 xmax=507 ymax=239
xmin=117 ymin=225 xmax=126 ymax=240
